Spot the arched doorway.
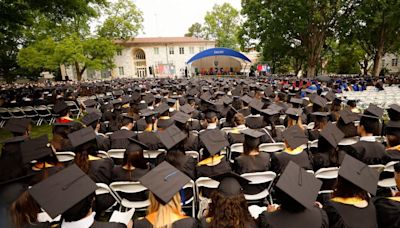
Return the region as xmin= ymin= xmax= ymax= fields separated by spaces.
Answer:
xmin=133 ymin=49 xmax=147 ymax=77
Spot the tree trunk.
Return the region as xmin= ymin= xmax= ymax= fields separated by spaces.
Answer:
xmin=372 ymin=43 xmax=384 ymax=77
xmin=363 ymin=59 xmax=369 ymax=75
xmin=75 ymin=61 xmax=82 ymax=81
xmin=305 ymin=28 xmax=325 ymax=78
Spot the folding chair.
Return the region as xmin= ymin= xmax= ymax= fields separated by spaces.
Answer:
xmin=22 ymin=106 xmax=38 ymax=124
xmin=66 ymin=101 xmax=82 ymax=118
xmin=259 ymin=143 xmax=285 ymax=153
xmin=241 ymin=171 xmax=276 ymax=204
xmin=195 ymin=177 xmax=220 ymax=201
xmin=143 ymin=149 xmax=166 ymax=159
xmin=314 ymin=167 xmax=339 ymax=195
xmin=378 ymin=161 xmax=399 ymax=189
xmin=338 ymin=137 xmax=359 ymax=146
xmin=35 ymin=105 xmax=52 ymax=126
xmin=182 ymin=180 xmax=196 ymax=216
xmin=55 ymin=151 xmax=75 ymax=163
xmin=110 ymin=181 xmax=150 ymax=211
xmin=185 ymin=151 xmax=200 ymax=162
xmin=221 ymin=127 xmax=233 ymax=134
xmin=9 ymin=107 xmax=26 ymax=119
xmin=107 ymin=149 xmax=126 ymax=160
xmin=228 ymin=143 xmax=244 ymax=163
xmin=96 ymin=183 xmax=121 ymax=211
xmin=97 ymin=150 xmax=110 ymax=159
xmin=47 ymin=105 xmax=59 ymax=124
xmin=0 ymin=107 xmax=12 ymax=127
xmin=275 ymin=125 xmax=286 ymax=132
xmin=308 ymin=140 xmax=319 ymax=149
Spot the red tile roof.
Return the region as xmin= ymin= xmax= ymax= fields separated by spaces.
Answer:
xmin=115 ymin=37 xmax=215 ymax=45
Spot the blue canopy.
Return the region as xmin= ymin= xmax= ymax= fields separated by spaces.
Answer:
xmin=187 ymin=47 xmax=251 ymax=64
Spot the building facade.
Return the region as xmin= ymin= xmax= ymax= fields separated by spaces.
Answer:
xmin=382 ymin=53 xmax=400 ymax=74
xmin=62 ymin=37 xmax=216 ymax=81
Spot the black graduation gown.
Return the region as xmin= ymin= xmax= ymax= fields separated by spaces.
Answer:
xmin=246 ymin=116 xmax=266 ymax=129
xmin=90 ymin=221 xmax=126 ymax=228
xmin=0 ymin=137 xmax=27 ymax=182
xmin=344 ymin=141 xmax=385 ymax=165
xmin=110 ymin=129 xmax=136 ymax=149
xmin=89 ymin=158 xmax=115 ymax=212
xmin=111 ymin=166 xmax=150 ymax=201
xmin=20 ymin=222 xmax=52 ymax=228
xmin=156 ymin=152 xmax=197 ymax=180
xmin=308 ymin=129 xmax=320 ymax=141
xmin=137 ymin=131 xmax=163 ymax=151
xmin=133 ymin=217 xmax=197 ymax=228
xmin=239 ymin=108 xmax=251 ymax=117
xmin=324 ymin=200 xmax=378 ymax=228
xmin=383 ymin=149 xmax=400 ymax=163
xmin=234 ymin=153 xmax=271 ymax=194
xmin=136 ymin=118 xmax=148 ymax=131
xmin=373 ymin=197 xmax=400 ymax=228
xmin=96 ymin=135 xmax=110 ymax=151
xmin=197 ymin=159 xmax=232 ymax=197
xmin=270 ymin=150 xmax=313 ymax=174
xmin=258 ymin=206 xmax=328 ymax=228
xmin=183 ymin=133 xmax=200 ymax=152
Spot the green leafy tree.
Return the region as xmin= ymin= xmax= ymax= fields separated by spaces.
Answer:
xmin=339 ymin=0 xmax=400 ymax=76
xmin=241 ymin=0 xmax=359 ymax=78
xmin=97 ymin=0 xmax=143 ymax=39
xmin=185 ymin=23 xmax=206 ymax=38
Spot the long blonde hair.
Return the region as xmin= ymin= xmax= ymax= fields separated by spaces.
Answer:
xmin=147 ymin=192 xmax=184 ymax=228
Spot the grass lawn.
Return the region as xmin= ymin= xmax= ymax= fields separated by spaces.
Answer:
xmin=0 ymin=124 xmax=53 ymax=146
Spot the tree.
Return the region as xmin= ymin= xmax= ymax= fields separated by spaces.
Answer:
xmin=18 ymin=34 xmax=118 ymax=81
xmin=339 ymin=0 xmax=400 ymax=76
xmin=97 ymin=0 xmax=143 ymax=39
xmin=185 ymin=3 xmax=240 ymax=49
xmin=241 ymin=0 xmax=360 ymax=77
xmin=185 ymin=23 xmax=206 ymax=38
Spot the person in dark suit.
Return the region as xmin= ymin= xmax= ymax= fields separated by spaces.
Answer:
xmin=110 ymin=114 xmax=136 ymax=149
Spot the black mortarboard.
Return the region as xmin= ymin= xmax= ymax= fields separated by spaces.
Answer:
xmin=179 ymin=104 xmax=195 ymax=114
xmin=285 ymin=108 xmax=302 ymax=119
xmin=4 ymin=118 xmax=31 ymax=134
xmin=139 ymin=161 xmax=191 ymax=205
xmin=166 ymin=98 xmax=176 ymax=105
xmin=143 ymin=94 xmax=155 ymax=104
xmin=365 ymin=104 xmax=384 ymax=118
xmin=156 ymin=103 xmax=170 ymax=115
xmin=320 ymin=122 xmax=345 ymax=147
xmin=200 ymin=92 xmax=212 ymax=101
xmin=81 ymin=112 xmax=101 ymax=126
xmin=157 ymin=125 xmax=186 ymax=150
xmin=121 ymin=113 xmax=135 ymax=121
xmin=221 ymin=96 xmax=233 ymax=105
xmin=310 ymin=95 xmax=327 ymax=108
xmin=290 ymin=98 xmax=304 ymax=106
xmin=53 ymin=101 xmax=68 ymax=114
xmin=28 ymin=164 xmax=97 ymax=218
xmin=113 ymin=90 xmax=123 ymax=96
xmin=311 ymin=112 xmax=329 ymax=118
xmin=385 ymin=121 xmax=400 ymax=136
xmin=171 ymin=111 xmax=190 ymax=124
xmin=241 ymin=95 xmax=253 ymax=104
xmin=338 ymin=110 xmax=359 ymax=124
xmin=339 ymin=155 xmax=379 ymax=195
xmin=67 ymin=127 xmax=96 ymax=148
xmin=199 ymin=129 xmax=229 ymax=155
xmin=1 ymin=135 xmax=26 ymax=144
xmin=268 ymin=104 xmax=284 ymax=112
xmin=276 ymin=161 xmax=322 ymax=209
xmin=249 ymin=98 xmax=264 ymax=111
xmin=389 ymin=104 xmax=400 ymax=114
xmin=127 ymin=137 xmax=149 ymax=151
xmin=157 ymin=118 xmax=174 ymax=129
xmin=324 ymin=91 xmax=336 ymax=101
xmin=260 ymin=108 xmax=279 ymax=117
xmin=240 ymin=128 xmax=265 ymax=139
xmin=264 ymin=86 xmax=274 ymax=97
xmin=83 ymin=99 xmax=97 ymax=107
xmin=20 ymin=135 xmax=53 ymax=164
xmin=211 ymin=172 xmax=250 ymax=197
xmin=282 ymin=125 xmax=308 ymax=149
xmin=140 ymin=109 xmax=157 ymax=117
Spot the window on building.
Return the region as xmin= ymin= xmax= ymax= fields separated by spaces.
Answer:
xmin=118 ymin=67 xmax=124 ymax=76
xmin=382 ymin=59 xmax=386 ymax=67
xmin=199 ymin=47 xmax=205 ymax=52
xmin=117 ymin=50 xmax=122 ymax=56
xmin=392 ymin=58 xmax=398 ymax=67
xmin=169 ymin=47 xmax=174 ymax=55
xmin=189 ymin=47 xmax=194 ymax=54
xmin=179 ymin=47 xmax=185 ymax=54
xmin=154 ymin=47 xmax=159 ymax=55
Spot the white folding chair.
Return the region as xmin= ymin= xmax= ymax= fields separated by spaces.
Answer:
xmin=97 ymin=150 xmax=110 ymax=159
xmin=182 ymin=180 xmax=196 ymax=216
xmin=107 ymin=149 xmax=126 ymax=159
xmin=0 ymin=107 xmax=12 ymax=127
xmin=55 ymin=151 xmax=75 ymax=163
xmin=143 ymin=149 xmax=166 ymax=159
xmin=66 ymin=101 xmax=82 ymax=118
xmin=185 ymin=151 xmax=200 ymax=162
xmin=307 ymin=122 xmax=315 ymax=130
xmin=378 ymin=161 xmax=399 ymax=189
xmin=9 ymin=107 xmax=26 ymax=118
xmin=221 ymin=127 xmax=233 ymax=134
xmin=229 ymin=143 xmax=244 ymax=162
xmin=195 ymin=177 xmax=220 ymax=201
xmin=96 ymin=183 xmax=121 ymax=211
xmin=109 ymin=181 xmax=150 ymax=210
xmin=338 ymin=137 xmax=359 ymax=146
xmin=241 ymin=171 xmax=276 ymax=204
xmin=34 ymin=105 xmax=52 ymax=126
xmin=248 ymin=205 xmax=266 ymax=219
xmin=275 ymin=125 xmax=286 ymax=132
xmin=315 ymin=167 xmax=339 ymax=195
xmin=308 ymin=140 xmax=319 ymax=149
xmin=368 ymin=164 xmax=385 ymax=174
xmin=259 ymin=143 xmax=285 ymax=153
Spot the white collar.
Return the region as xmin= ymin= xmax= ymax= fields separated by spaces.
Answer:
xmin=248 ymin=114 xmax=261 ymax=117
xmin=360 ymin=136 xmax=376 ymax=142
xmin=207 ymin=123 xmax=218 ymax=129
xmin=120 ymin=126 xmax=130 ymax=131
xmin=61 ymin=212 xmax=95 ymax=228
xmin=236 ymin=125 xmax=247 ymax=130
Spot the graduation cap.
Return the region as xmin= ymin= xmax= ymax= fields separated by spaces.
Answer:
xmin=338 ymin=155 xmax=379 ymax=195
xmin=166 ymin=98 xmax=177 ymax=105
xmin=81 ymin=112 xmax=101 ymax=126
xmin=282 ymin=125 xmax=308 ymax=149
xmin=276 ymin=161 xmax=322 ymax=209
xmin=67 ymin=127 xmax=96 ymax=148
xmin=240 ymin=95 xmax=253 ymax=104
xmin=113 ymin=90 xmax=123 ymax=96
xmin=310 ymin=95 xmax=327 ymax=108
xmin=127 ymin=137 xmax=149 ymax=152
xmin=157 ymin=118 xmax=174 ymax=129
xmin=53 ymin=101 xmax=69 ymax=114
xmin=179 ymin=104 xmax=195 ymax=114
xmin=285 ymin=108 xmax=302 ymax=120
xmin=385 ymin=121 xmax=400 ymax=136
xmin=388 ymin=104 xmax=400 ymax=114
xmin=140 ymin=109 xmax=157 ymax=117
xmin=157 ymin=125 xmax=186 ymax=150
xmin=143 ymin=94 xmax=155 ymax=104
xmin=200 ymin=92 xmax=212 ymax=101
xmin=249 ymin=98 xmax=264 ymax=111
xmin=1 ymin=135 xmax=26 ymax=144
xmin=221 ymin=96 xmax=233 ymax=105
xmin=320 ymin=122 xmax=345 ymax=147
xmin=240 ymin=128 xmax=265 ymax=139
xmin=311 ymin=112 xmax=329 ymax=120
xmin=199 ymin=129 xmax=229 ymax=155
xmin=83 ymin=99 xmax=97 ymax=107
xmin=364 ymin=104 xmax=384 ymax=118
xmin=28 ymin=164 xmax=97 ymax=218
xmin=268 ymin=104 xmax=284 ymax=113
xmin=139 ymin=161 xmax=191 ymax=205
xmin=338 ymin=110 xmax=359 ymax=124
xmin=156 ymin=103 xmax=170 ymax=115
xmin=264 ymin=86 xmax=274 ymax=97
xmin=111 ymin=99 xmax=122 ymax=106
xmin=4 ymin=118 xmax=31 ymax=134
xmin=171 ymin=111 xmax=190 ymax=124
xmin=20 ymin=135 xmax=53 ymax=164
xmin=211 ymin=172 xmax=250 ymax=197
xmin=324 ymin=91 xmax=336 ymax=102
xmin=260 ymin=108 xmax=280 ymax=117
xmin=121 ymin=113 xmax=135 ymax=121
xmin=290 ymin=98 xmax=304 ymax=106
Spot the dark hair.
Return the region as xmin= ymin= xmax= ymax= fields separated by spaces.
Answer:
xmin=10 ymin=191 xmax=41 ymax=227
xmin=277 ymin=93 xmax=286 ymax=102
xmin=317 ymin=137 xmax=339 ymax=165
xmin=59 ymin=107 xmax=70 ymax=117
xmin=74 ymin=140 xmax=97 ymax=173
xmin=275 ymin=187 xmax=305 ymax=213
xmin=62 ymin=194 xmax=95 ymax=222
xmin=121 ymin=117 xmax=133 ymax=127
xmin=243 ymin=137 xmax=260 ymax=155
xmin=206 ymin=111 xmax=217 ymax=123
xmin=360 ymin=116 xmax=380 ymax=134
xmin=388 ymin=109 xmax=400 ymax=121
xmin=386 ymin=134 xmax=400 ymax=148
xmin=123 ymin=145 xmax=148 ymax=170
xmin=207 ymin=191 xmax=255 ymax=228
xmin=332 ymin=176 xmax=369 ymax=200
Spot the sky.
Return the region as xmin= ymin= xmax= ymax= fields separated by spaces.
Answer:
xmin=132 ymin=0 xmax=242 ymax=37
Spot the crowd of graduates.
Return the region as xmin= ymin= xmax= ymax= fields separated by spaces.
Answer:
xmin=1 ymin=75 xmax=400 ymax=228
